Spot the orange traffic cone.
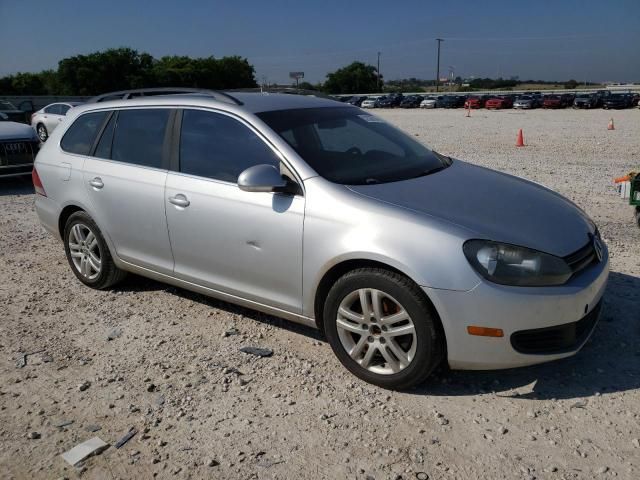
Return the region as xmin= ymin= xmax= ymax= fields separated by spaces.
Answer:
xmin=516 ymin=128 xmax=525 ymax=147
xmin=608 ymin=118 xmax=615 ymax=130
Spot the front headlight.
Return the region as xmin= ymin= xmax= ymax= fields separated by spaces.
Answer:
xmin=463 ymin=240 xmax=572 ymax=286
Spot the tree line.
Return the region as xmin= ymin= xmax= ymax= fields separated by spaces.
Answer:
xmin=0 ymin=48 xmax=258 ymax=95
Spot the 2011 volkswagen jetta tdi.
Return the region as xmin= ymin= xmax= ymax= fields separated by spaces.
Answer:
xmin=33 ymin=91 xmax=608 ymax=389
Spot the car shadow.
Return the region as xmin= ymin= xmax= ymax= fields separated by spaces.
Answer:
xmin=111 ymin=274 xmax=324 ymax=341
xmin=414 ymin=271 xmax=640 ymax=400
xmin=0 ymin=176 xmax=34 ymax=196
xmin=112 ymin=270 xmax=639 ymax=400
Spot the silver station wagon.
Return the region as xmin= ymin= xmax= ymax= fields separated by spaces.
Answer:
xmin=33 ymin=91 xmax=608 ymax=389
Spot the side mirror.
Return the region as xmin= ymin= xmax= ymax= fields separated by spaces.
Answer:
xmin=238 ymin=164 xmax=293 ymax=193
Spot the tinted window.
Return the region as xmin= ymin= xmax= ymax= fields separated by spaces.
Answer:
xmin=258 ymin=107 xmax=448 ymax=185
xmin=61 ymin=111 xmax=108 ymax=155
xmin=59 ymin=104 xmax=71 ymax=115
xmin=179 ymin=109 xmax=280 ymax=182
xmin=111 ymin=109 xmax=170 ymax=169
xmin=94 ymin=113 xmax=116 ymax=159
xmin=44 ymin=104 xmax=62 ymax=115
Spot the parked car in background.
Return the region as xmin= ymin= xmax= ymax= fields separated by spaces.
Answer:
xmin=361 ymin=97 xmax=379 ymax=108
xmin=438 ymin=95 xmax=465 ymax=108
xmin=420 ymin=96 xmax=440 ymax=108
xmin=561 ymin=93 xmax=576 ymax=106
xmin=31 ymin=102 xmax=84 ymax=142
xmin=485 ymin=96 xmax=513 ymax=109
xmin=399 ymin=95 xmax=424 ymax=108
xmin=0 ymin=113 xmax=40 ymax=177
xmin=602 ymin=94 xmax=633 ymax=109
xmin=377 ymin=93 xmax=404 ymax=108
xmin=513 ymin=95 xmax=536 ymax=109
xmin=464 ymin=95 xmax=489 ymax=109
xmin=573 ymin=94 xmax=598 ymax=109
xmin=542 ymin=95 xmax=566 ymax=109
xmin=33 ymin=91 xmax=609 ymax=389
xmin=347 ymin=96 xmax=368 ymax=107
xmin=0 ymin=100 xmax=31 ymax=123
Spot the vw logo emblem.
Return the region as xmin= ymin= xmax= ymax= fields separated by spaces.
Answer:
xmin=593 ymin=235 xmax=604 ymax=262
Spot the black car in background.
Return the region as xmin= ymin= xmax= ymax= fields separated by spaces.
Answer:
xmin=438 ymin=95 xmax=466 ymax=108
xmin=399 ymin=95 xmax=424 ymax=108
xmin=603 ymin=94 xmax=633 ymax=109
xmin=376 ymin=93 xmax=404 ymax=108
xmin=0 ymin=100 xmax=34 ymax=124
xmin=347 ymin=96 xmax=368 ymax=107
xmin=573 ymin=93 xmax=598 ymax=109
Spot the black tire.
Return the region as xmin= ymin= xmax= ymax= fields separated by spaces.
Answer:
xmin=635 ymin=208 xmax=640 ymax=229
xmin=323 ymin=268 xmax=444 ymax=390
xmin=36 ymin=123 xmax=48 ymax=142
xmin=63 ymin=211 xmax=126 ymax=289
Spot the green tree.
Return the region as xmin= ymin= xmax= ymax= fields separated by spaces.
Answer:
xmin=324 ymin=62 xmax=381 ymax=94
xmin=564 ymin=79 xmax=579 ymax=89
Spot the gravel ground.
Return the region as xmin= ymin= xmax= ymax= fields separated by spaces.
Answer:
xmin=0 ymin=108 xmax=639 ymax=480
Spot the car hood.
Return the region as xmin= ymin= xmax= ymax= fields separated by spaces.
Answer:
xmin=0 ymin=121 xmax=36 ymax=141
xmin=347 ymin=160 xmax=593 ymax=257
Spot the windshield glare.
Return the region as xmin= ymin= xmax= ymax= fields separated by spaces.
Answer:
xmin=257 ymin=107 xmax=450 ymax=185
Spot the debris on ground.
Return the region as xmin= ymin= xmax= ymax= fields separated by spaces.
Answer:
xmin=61 ymin=437 xmax=109 ymax=466
xmin=54 ymin=420 xmax=74 ymax=428
xmin=114 ymin=428 xmax=137 ymax=449
xmin=239 ymin=346 xmax=273 ymax=357
xmin=85 ymin=425 xmax=101 ymax=433
xmin=106 ymin=328 xmax=122 ymax=341
xmin=15 ymin=349 xmax=45 ymax=368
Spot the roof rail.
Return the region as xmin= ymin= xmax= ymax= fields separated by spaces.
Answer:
xmin=87 ymin=87 xmax=243 ymax=106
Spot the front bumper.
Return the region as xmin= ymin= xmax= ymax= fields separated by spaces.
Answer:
xmin=424 ymin=248 xmax=609 ymax=370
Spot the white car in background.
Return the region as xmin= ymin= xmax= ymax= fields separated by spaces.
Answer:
xmin=31 ymin=102 xmax=83 ymax=142
xmin=420 ymin=97 xmax=438 ymax=108
xmin=361 ymin=97 xmax=380 ymax=108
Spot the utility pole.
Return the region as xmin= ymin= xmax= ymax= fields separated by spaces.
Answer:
xmin=435 ymin=38 xmax=444 ymax=92
xmin=377 ymin=51 xmax=381 ymax=92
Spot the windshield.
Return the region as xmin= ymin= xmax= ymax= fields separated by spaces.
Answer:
xmin=257 ymin=107 xmax=450 ymax=185
xmin=0 ymin=101 xmax=18 ymax=110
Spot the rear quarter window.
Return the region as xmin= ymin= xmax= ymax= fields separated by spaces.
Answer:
xmin=60 ymin=111 xmax=109 ymax=156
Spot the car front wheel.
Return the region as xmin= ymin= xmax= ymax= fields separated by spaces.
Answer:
xmin=324 ymin=268 xmax=443 ymax=390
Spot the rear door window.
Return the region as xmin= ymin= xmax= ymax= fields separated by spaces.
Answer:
xmin=44 ymin=104 xmax=62 ymax=115
xmin=94 ymin=113 xmax=116 ymax=159
xmin=110 ymin=109 xmax=170 ymax=169
xmin=60 ymin=111 xmax=109 ymax=155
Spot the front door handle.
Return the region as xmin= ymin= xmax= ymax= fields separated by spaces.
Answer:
xmin=169 ymin=194 xmax=190 ymax=208
xmin=89 ymin=177 xmax=104 ymax=189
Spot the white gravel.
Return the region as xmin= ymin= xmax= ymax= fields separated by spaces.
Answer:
xmin=1 ymin=108 xmax=639 ymax=479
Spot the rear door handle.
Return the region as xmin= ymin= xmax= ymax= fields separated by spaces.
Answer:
xmin=89 ymin=177 xmax=104 ymax=189
xmin=169 ymin=194 xmax=190 ymax=208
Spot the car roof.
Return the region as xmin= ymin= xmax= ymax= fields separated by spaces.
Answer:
xmin=69 ymin=92 xmax=351 ymax=118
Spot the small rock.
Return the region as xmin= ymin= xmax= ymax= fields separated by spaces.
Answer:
xmin=27 ymin=431 xmax=41 ymax=439
xmin=595 ymin=466 xmax=609 ymax=474
xmin=146 ymin=384 xmax=156 ymax=393
xmin=208 ymin=459 xmax=220 ymax=467
xmin=498 ymin=426 xmax=508 ymax=435
xmin=239 ymin=346 xmax=273 ymax=357
xmin=107 ymin=328 xmax=122 ymax=341
xmin=632 ymin=438 xmax=640 ymax=448
xmin=223 ymin=328 xmax=239 ymax=337
xmin=78 ymin=381 xmax=91 ymax=392
xmin=85 ymin=425 xmax=102 ymax=432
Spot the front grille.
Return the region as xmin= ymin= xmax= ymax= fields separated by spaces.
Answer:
xmin=564 ymin=237 xmax=598 ymax=276
xmin=0 ymin=140 xmax=37 ymax=168
xmin=511 ymin=300 xmax=602 ymax=354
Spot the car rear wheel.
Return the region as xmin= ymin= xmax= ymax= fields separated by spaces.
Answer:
xmin=323 ymin=268 xmax=443 ymax=390
xmin=36 ymin=123 xmax=48 ymax=142
xmin=63 ymin=211 xmax=126 ymax=289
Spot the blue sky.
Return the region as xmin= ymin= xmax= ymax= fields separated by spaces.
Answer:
xmin=1 ymin=0 xmax=638 ymax=83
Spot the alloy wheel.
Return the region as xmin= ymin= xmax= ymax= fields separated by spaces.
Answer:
xmin=336 ymin=288 xmax=417 ymax=375
xmin=68 ymin=223 xmax=102 ymax=280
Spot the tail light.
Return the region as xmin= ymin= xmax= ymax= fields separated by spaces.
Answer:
xmin=32 ymin=167 xmax=47 ymax=197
